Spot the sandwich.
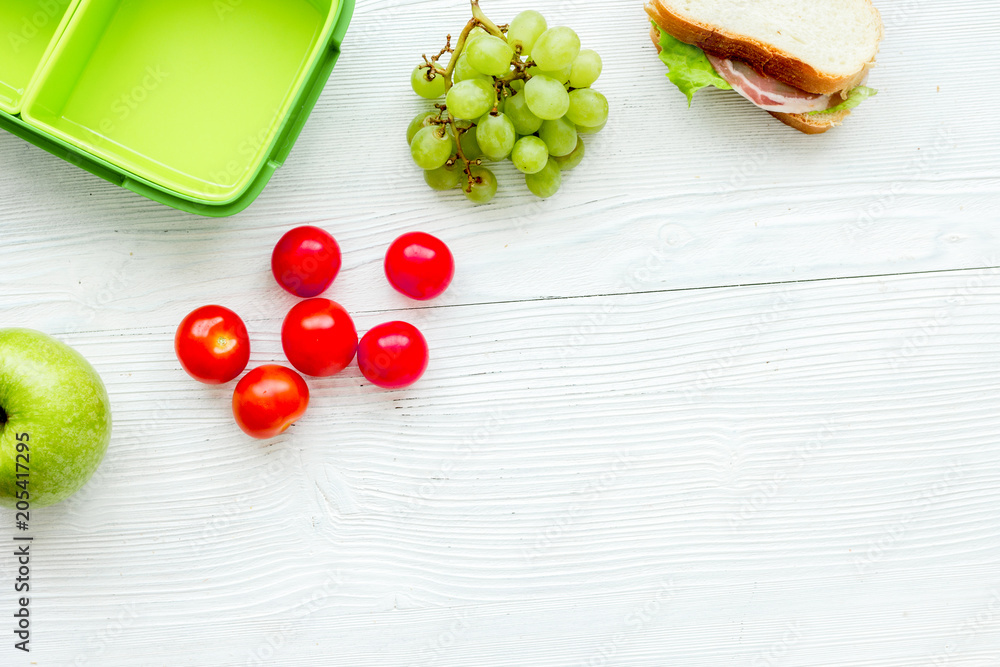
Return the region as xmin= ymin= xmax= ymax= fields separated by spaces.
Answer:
xmin=645 ymin=0 xmax=883 ymax=133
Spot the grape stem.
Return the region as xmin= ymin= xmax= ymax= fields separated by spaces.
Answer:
xmin=500 ymin=59 xmax=532 ymax=80
xmin=432 ymin=103 xmax=449 ymax=119
xmin=431 ymin=35 xmax=454 ymax=62
xmin=431 ymin=19 xmax=475 ymax=91
xmin=449 ymin=122 xmax=481 ymax=193
xmin=471 ymin=0 xmax=505 ymax=39
xmin=420 ymin=1 xmax=511 ymax=92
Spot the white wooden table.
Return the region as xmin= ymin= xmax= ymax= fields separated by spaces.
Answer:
xmin=2 ymin=0 xmax=999 ymax=665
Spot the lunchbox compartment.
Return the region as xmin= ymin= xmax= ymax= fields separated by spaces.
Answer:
xmin=0 ymin=0 xmax=79 ymax=114
xmin=19 ymin=0 xmax=342 ymax=205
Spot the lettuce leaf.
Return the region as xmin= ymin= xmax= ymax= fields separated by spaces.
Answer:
xmin=808 ymin=85 xmax=878 ymax=115
xmin=653 ymin=22 xmax=879 ymax=115
xmin=653 ymin=23 xmax=731 ymax=106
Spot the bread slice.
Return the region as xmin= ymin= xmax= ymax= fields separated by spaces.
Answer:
xmin=645 ymin=0 xmax=882 ymax=96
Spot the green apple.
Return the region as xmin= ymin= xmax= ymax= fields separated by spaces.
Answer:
xmin=0 ymin=329 xmax=112 ymax=508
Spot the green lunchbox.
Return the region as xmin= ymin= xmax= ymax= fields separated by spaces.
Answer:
xmin=0 ymin=0 xmax=353 ymax=216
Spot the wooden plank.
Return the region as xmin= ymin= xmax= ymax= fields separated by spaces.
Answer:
xmin=0 ymin=1 xmax=997 ymax=316
xmin=11 ymin=268 xmax=1000 ymax=664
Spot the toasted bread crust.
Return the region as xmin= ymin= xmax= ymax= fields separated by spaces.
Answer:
xmin=768 ymin=109 xmax=851 ymax=134
xmin=649 ymin=25 xmax=852 ymax=135
xmin=645 ymin=0 xmax=881 ymax=96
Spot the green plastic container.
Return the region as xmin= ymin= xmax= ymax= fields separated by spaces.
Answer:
xmin=0 ymin=0 xmax=353 ymax=216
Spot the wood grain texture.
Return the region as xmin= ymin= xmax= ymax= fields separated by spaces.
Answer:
xmin=1 ymin=0 xmax=999 ymax=665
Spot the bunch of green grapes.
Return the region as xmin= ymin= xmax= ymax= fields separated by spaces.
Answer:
xmin=407 ymin=2 xmax=608 ymax=204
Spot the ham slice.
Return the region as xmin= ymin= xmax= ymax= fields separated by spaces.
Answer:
xmin=706 ymin=54 xmax=835 ymax=114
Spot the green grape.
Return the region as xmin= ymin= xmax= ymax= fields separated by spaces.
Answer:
xmin=527 ymin=64 xmax=572 ymax=85
xmin=446 ymin=79 xmax=496 ymax=120
xmin=459 ymin=125 xmax=482 ymax=160
xmin=569 ymin=49 xmax=602 ymax=88
xmin=464 ymin=165 xmax=497 ymax=203
xmin=424 ymin=162 xmax=463 ymax=190
xmin=524 ymin=75 xmax=570 ymax=120
xmin=454 ymin=53 xmax=491 ymax=83
xmin=505 ymin=92 xmax=543 ymax=135
xmin=539 ymin=116 xmax=577 ymax=157
xmin=566 ymin=88 xmax=609 ymax=128
xmin=477 ymin=92 xmax=507 ymax=124
xmin=463 ymin=27 xmax=489 ymax=56
xmin=549 ymin=65 xmax=573 ymax=85
xmin=509 ymin=78 xmax=525 ymax=93
xmin=554 ymin=137 xmax=585 ymax=170
xmin=525 ymin=157 xmax=562 ymax=198
xmin=508 ymin=10 xmax=547 ymax=56
xmin=410 ymin=125 xmax=454 ymax=170
xmin=530 ymin=27 xmax=580 ymax=71
xmin=511 ymin=136 xmax=548 ymax=174
xmin=476 ymin=113 xmax=516 ymax=160
xmin=477 ymin=94 xmax=504 ymax=119
xmin=411 ymin=66 xmax=446 ymax=99
xmin=466 ymin=26 xmax=489 ymax=45
xmin=576 ymin=119 xmax=606 ymax=135
xmin=406 ymin=111 xmax=436 ymax=144
xmin=461 ymin=28 xmax=490 ymax=63
xmin=467 ymin=35 xmax=514 ymax=77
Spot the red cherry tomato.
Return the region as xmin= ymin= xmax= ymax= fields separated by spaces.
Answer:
xmin=384 ymin=232 xmax=454 ymax=300
xmin=272 ymin=226 xmax=342 ymax=298
xmin=357 ymin=321 xmax=429 ymax=389
xmin=232 ymin=365 xmax=309 ymax=439
xmin=175 ymin=305 xmax=250 ymax=384
xmin=281 ymin=298 xmax=358 ymax=377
